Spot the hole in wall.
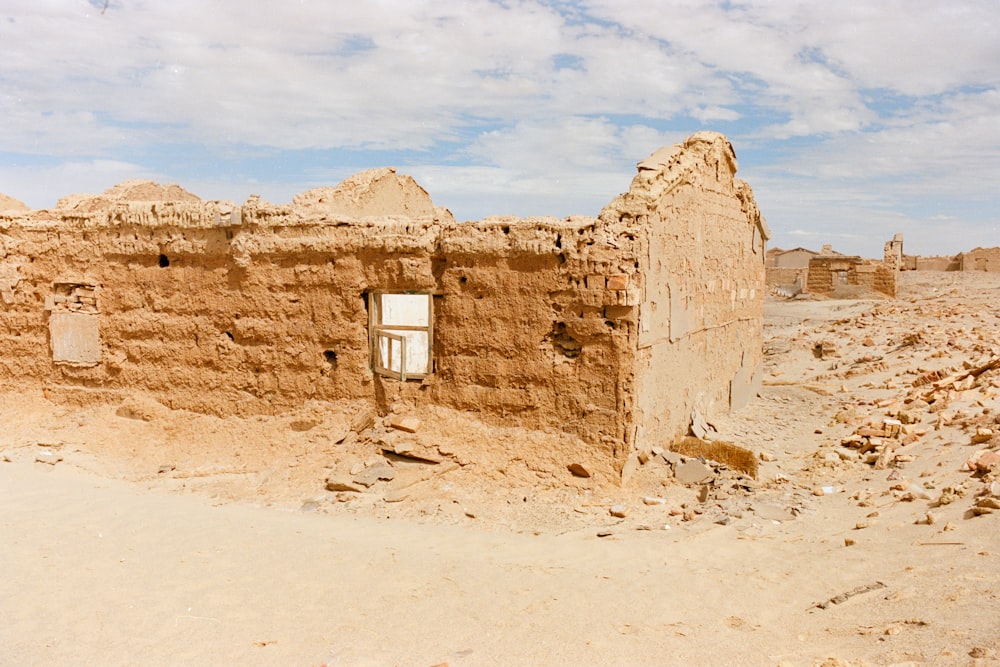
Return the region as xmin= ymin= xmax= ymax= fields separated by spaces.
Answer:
xmin=555 ymin=234 xmax=562 ymax=249
xmin=323 ymin=350 xmax=337 ymax=367
xmin=459 ymin=276 xmax=468 ymax=285
xmin=158 ymin=254 xmax=170 ymax=268
xmin=551 ymin=322 xmax=582 ymax=359
xmin=224 ymin=331 xmax=234 ymax=341
xmin=502 ymin=225 xmax=510 ymax=235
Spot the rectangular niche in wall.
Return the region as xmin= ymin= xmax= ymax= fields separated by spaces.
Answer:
xmin=368 ymin=292 xmax=432 ymax=381
xmin=49 ymin=282 xmax=101 ymax=366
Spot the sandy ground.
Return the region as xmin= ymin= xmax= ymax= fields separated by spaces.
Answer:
xmin=3 ymin=271 xmax=1000 ymax=666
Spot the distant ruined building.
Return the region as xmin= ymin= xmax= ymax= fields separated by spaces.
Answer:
xmin=766 ymin=236 xmax=903 ymax=299
xmin=0 ymin=132 xmax=769 ymax=478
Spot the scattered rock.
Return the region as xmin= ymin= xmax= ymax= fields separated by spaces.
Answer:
xmin=352 ymin=463 xmax=396 ymax=488
xmin=289 ymin=419 xmax=317 ymax=432
xmin=567 ymin=463 xmax=591 ymax=478
xmin=971 ymin=427 xmax=994 ymax=444
xmin=383 ymin=488 xmax=410 ymax=503
xmin=675 ymin=459 xmax=714 ymax=485
xmin=34 ymin=451 xmax=62 ymax=465
xmin=325 ymin=478 xmax=363 ymax=493
xmin=157 ymin=464 xmax=176 ymax=474
xmin=610 ymin=504 xmax=628 ymax=518
xmin=752 ymin=502 xmax=796 ymax=522
xmin=965 ymin=449 xmax=1000 ymax=473
xmin=689 ymin=408 xmax=717 ymax=440
xmin=389 ymin=415 xmax=421 ymax=433
xmin=697 ymin=484 xmax=710 ymax=503
xmin=380 ymin=438 xmax=442 ymax=464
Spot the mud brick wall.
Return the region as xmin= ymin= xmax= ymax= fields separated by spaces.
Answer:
xmin=0 ymin=204 xmax=639 ymax=467
xmin=0 ymin=131 xmax=767 ymax=473
xmin=766 ymin=266 xmax=807 ymax=287
xmin=807 ymin=255 xmax=897 ymax=297
xmin=599 ymin=132 xmax=768 ymax=453
xmin=960 ymin=247 xmax=1000 ymax=272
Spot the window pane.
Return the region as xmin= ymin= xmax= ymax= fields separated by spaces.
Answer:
xmin=398 ymin=330 xmax=428 ymax=375
xmin=380 ymin=293 xmax=429 ymax=327
xmin=377 ymin=334 xmax=402 ymax=373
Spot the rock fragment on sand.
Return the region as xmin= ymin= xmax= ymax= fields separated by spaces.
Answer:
xmin=675 ymin=459 xmax=714 ymax=485
xmin=567 ymin=463 xmax=591 ymax=478
xmin=353 ymin=463 xmax=396 ymax=488
xmin=325 ymin=478 xmax=363 ymax=493
xmin=610 ymin=504 xmax=628 ymax=518
xmin=752 ymin=502 xmax=796 ymax=522
xmin=389 ymin=415 xmax=421 ymax=433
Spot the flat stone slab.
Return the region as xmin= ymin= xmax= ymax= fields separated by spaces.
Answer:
xmin=353 ymin=463 xmax=396 ymax=488
xmin=674 ymin=459 xmax=714 ymax=485
xmin=752 ymin=502 xmax=796 ymax=522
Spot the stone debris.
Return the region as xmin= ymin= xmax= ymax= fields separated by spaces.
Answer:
xmin=964 ymin=449 xmax=1000 ymax=473
xmin=324 ymin=478 xmax=363 ymax=493
xmin=379 ymin=434 xmax=442 ymax=464
xmin=670 ymin=436 xmax=759 ymax=479
xmin=34 ymin=450 xmax=63 ymax=465
xmin=609 ymin=504 xmax=628 ymax=518
xmin=752 ymin=502 xmax=796 ymax=522
xmin=689 ymin=408 xmax=718 ymax=441
xmin=352 ymin=462 xmax=396 ymax=488
xmin=811 ymin=581 xmax=887 ymax=610
xmin=674 ymin=459 xmax=714 ymax=485
xmin=567 ymin=463 xmax=591 ymax=478
xmin=389 ymin=415 xmax=421 ymax=434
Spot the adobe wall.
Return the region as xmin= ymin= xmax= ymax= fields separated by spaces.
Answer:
xmin=600 ymin=132 xmax=767 ymax=456
xmin=807 ymin=254 xmax=897 ymax=298
xmin=960 ymin=247 xmax=1000 ymax=272
xmin=772 ymin=249 xmax=815 ymax=269
xmin=0 ymin=187 xmax=638 ymax=469
xmin=0 ymin=133 xmax=765 ymax=474
xmin=903 ymin=255 xmax=961 ymax=271
xmin=765 ymin=266 xmax=807 ymax=288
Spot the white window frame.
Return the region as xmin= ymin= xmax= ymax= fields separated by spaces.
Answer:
xmin=368 ymin=291 xmax=433 ymax=381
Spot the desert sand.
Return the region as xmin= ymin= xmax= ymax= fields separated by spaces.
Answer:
xmin=2 ymin=270 xmax=1000 ymax=666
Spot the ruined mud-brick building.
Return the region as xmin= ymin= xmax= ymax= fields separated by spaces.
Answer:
xmin=765 ymin=247 xmax=818 ymax=292
xmin=806 ymin=235 xmax=901 ymax=298
xmin=958 ymin=247 xmax=1000 ymax=272
xmin=0 ymin=131 xmax=767 ymax=474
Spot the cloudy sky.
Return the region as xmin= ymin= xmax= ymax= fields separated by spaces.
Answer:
xmin=2 ymin=1 xmax=998 ymax=257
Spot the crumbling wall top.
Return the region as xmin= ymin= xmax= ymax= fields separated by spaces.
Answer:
xmin=0 ymin=193 xmax=29 ymax=213
xmin=55 ymin=179 xmax=201 ymax=213
xmin=598 ymin=131 xmax=742 ymax=225
xmin=291 ymin=167 xmax=455 ymax=224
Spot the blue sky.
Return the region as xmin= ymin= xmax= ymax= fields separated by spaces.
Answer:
xmin=1 ymin=0 xmax=998 ymax=257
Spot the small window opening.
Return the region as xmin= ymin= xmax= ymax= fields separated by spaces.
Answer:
xmin=158 ymin=254 xmax=170 ymax=268
xmin=368 ymin=292 xmax=433 ymax=380
xmin=323 ymin=350 xmax=337 ymax=366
